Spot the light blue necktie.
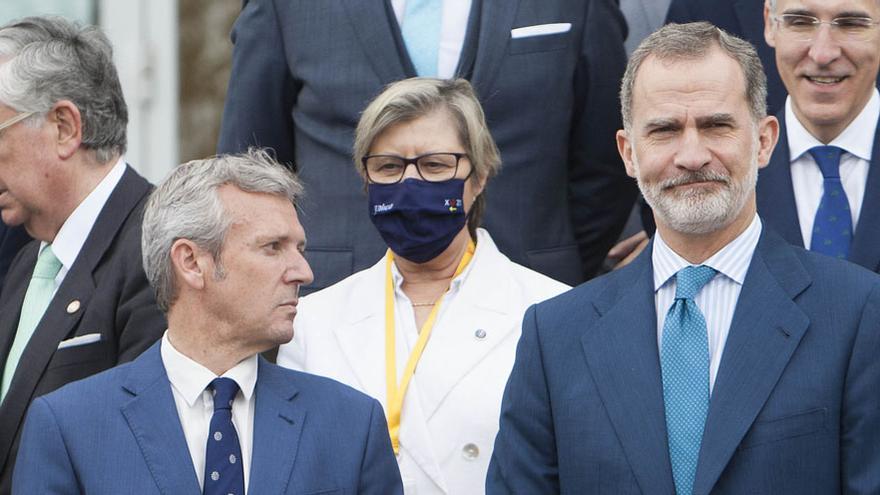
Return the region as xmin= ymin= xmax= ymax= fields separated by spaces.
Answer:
xmin=401 ymin=0 xmax=442 ymax=76
xmin=204 ymin=377 xmax=244 ymax=495
xmin=1 ymin=245 xmax=62 ymax=401
xmin=661 ymin=265 xmax=717 ymax=495
xmin=809 ymin=146 xmax=851 ymax=260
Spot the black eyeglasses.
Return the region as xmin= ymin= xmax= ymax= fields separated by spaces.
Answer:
xmin=362 ymin=152 xmax=470 ymax=184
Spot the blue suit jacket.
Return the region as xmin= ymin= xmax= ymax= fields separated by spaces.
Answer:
xmin=217 ymin=0 xmax=636 ymax=290
xmin=487 ymin=227 xmax=880 ymax=494
xmin=757 ymin=112 xmax=880 ymax=273
xmin=12 ymin=343 xmax=403 ymax=494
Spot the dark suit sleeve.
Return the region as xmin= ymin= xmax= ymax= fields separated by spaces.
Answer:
xmin=217 ymin=0 xmax=300 ymax=168
xmin=570 ymin=0 xmax=638 ymax=279
xmin=841 ymin=282 xmax=880 ymax=493
xmin=114 ymin=212 xmax=167 ymax=363
xmin=358 ymin=399 xmax=404 ymax=495
xmin=12 ymin=397 xmax=80 ymax=494
xmin=487 ymin=305 xmax=559 ymax=493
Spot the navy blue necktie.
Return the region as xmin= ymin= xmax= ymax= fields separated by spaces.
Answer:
xmin=661 ymin=265 xmax=717 ymax=495
xmin=809 ymin=145 xmax=852 ymax=259
xmin=204 ymin=377 xmax=244 ymax=495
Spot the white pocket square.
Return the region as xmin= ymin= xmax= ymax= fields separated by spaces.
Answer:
xmin=57 ymin=333 xmax=102 ymax=350
xmin=510 ymin=22 xmax=572 ymax=39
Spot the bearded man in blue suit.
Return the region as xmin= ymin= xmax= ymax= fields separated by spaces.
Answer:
xmin=488 ymin=22 xmax=880 ymax=494
xmin=13 ymin=150 xmax=403 ymax=494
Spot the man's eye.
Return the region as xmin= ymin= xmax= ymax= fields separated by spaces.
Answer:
xmin=835 ymin=17 xmax=873 ymax=29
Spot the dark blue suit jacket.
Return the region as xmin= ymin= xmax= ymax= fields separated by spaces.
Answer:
xmin=218 ymin=0 xmax=636 ymax=290
xmin=0 ymin=223 xmax=29 ymax=292
xmin=12 ymin=343 xmax=403 ymax=494
xmin=757 ymin=112 xmax=880 ymax=273
xmin=488 ymin=226 xmax=880 ymax=494
xmin=666 ymin=0 xmax=785 ymax=116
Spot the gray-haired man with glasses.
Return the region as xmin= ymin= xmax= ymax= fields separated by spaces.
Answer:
xmin=0 ymin=16 xmax=166 ymax=492
xmin=757 ymin=0 xmax=880 ymax=273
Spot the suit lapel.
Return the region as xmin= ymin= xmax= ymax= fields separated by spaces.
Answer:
xmin=580 ymin=247 xmax=676 ymax=495
xmin=757 ymin=113 xmax=804 ymax=248
xmin=248 ymin=361 xmax=305 ymax=494
xmin=414 ymin=240 xmax=517 ymax=421
xmin=692 ymin=230 xmax=811 ymax=495
xmin=469 ymin=0 xmax=521 ymax=96
xmin=120 ymin=345 xmax=201 ymax=495
xmin=341 ymin=0 xmax=412 ymax=84
xmin=332 ymin=260 xmax=387 ymax=403
xmin=848 ymin=113 xmax=880 ymax=272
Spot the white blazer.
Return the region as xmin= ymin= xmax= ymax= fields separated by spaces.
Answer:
xmin=278 ymin=229 xmax=569 ymax=494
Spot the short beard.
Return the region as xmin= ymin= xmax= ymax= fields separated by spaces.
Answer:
xmin=634 ymin=154 xmax=757 ymax=235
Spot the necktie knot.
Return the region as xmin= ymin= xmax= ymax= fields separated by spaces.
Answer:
xmin=32 ymin=245 xmax=62 ymax=280
xmin=209 ymin=377 xmax=239 ymax=412
xmin=808 ymin=145 xmax=844 ymax=179
xmin=674 ymin=265 xmax=717 ymax=301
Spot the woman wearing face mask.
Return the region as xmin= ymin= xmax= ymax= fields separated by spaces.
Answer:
xmin=276 ymin=78 xmax=569 ymax=494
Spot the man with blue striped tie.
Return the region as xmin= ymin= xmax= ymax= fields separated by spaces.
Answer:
xmin=488 ymin=22 xmax=880 ymax=494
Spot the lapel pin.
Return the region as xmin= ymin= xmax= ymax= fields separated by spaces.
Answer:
xmin=474 ymin=329 xmax=487 ymax=339
xmin=66 ymin=300 xmax=81 ymax=314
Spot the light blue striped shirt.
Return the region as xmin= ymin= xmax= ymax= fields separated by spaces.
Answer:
xmin=653 ymin=214 xmax=763 ymax=393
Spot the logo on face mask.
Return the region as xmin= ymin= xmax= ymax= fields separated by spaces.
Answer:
xmin=373 ymin=203 xmax=394 ymax=214
xmin=444 ymin=199 xmax=463 ymax=212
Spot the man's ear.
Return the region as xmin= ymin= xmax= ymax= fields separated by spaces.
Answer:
xmin=756 ymin=115 xmax=780 ymax=169
xmin=48 ymin=100 xmax=83 ymax=160
xmin=764 ymin=0 xmax=777 ymax=48
xmin=617 ymin=129 xmax=637 ymax=179
xmin=170 ymin=239 xmax=210 ymax=292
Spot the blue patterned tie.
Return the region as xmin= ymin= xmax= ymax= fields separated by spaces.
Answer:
xmin=401 ymin=0 xmax=442 ymax=76
xmin=661 ymin=265 xmax=717 ymax=495
xmin=204 ymin=377 xmax=244 ymax=495
xmin=809 ymin=146 xmax=851 ymax=259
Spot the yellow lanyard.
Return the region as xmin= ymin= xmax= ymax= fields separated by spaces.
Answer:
xmin=384 ymin=240 xmax=475 ymax=455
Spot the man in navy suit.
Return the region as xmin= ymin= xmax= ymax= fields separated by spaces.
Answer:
xmin=757 ymin=0 xmax=880 ymax=273
xmin=13 ymin=150 xmax=403 ymax=494
xmin=488 ymin=22 xmax=880 ymax=494
xmin=218 ymin=0 xmax=636 ymax=291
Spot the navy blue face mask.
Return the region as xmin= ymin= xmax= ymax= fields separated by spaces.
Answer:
xmin=368 ymin=178 xmax=468 ymax=263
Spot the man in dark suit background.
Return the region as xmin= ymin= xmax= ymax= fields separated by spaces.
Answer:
xmin=758 ymin=0 xmax=880 ymax=273
xmin=488 ymin=22 xmax=880 ymax=494
xmin=0 ymin=16 xmax=166 ymax=492
xmin=14 ymin=149 xmax=403 ymax=494
xmin=218 ymin=0 xmax=637 ymax=291
xmin=666 ymin=0 xmax=785 ymax=115
xmin=0 ymin=224 xmax=29 ymax=291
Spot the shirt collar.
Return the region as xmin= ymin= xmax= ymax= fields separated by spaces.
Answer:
xmin=785 ymin=88 xmax=879 ymax=163
xmin=652 ymin=214 xmax=763 ymax=292
xmin=160 ymin=331 xmax=259 ymax=407
xmin=43 ymin=158 xmax=127 ymax=270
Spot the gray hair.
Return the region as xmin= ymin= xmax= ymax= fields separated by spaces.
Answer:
xmin=620 ymin=22 xmax=767 ymax=131
xmin=142 ymin=148 xmax=304 ymax=313
xmin=0 ymin=16 xmax=127 ymax=163
xmin=354 ymin=77 xmax=501 ymax=237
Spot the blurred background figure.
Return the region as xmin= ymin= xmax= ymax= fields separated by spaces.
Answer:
xmin=665 ymin=0 xmax=786 ymax=115
xmin=620 ymin=0 xmax=672 ymax=55
xmin=758 ymin=0 xmax=880 ymax=273
xmin=0 ymin=16 xmax=166 ymax=492
xmin=217 ymin=0 xmax=636 ymax=293
xmin=277 ymin=78 xmax=569 ymax=494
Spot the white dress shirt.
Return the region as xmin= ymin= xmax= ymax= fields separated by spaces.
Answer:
xmin=160 ymin=332 xmax=258 ymax=493
xmin=392 ymin=0 xmax=473 ymax=78
xmin=653 ymin=214 xmax=762 ymax=393
xmin=43 ymin=157 xmax=126 ymax=294
xmin=786 ymin=89 xmax=877 ymax=249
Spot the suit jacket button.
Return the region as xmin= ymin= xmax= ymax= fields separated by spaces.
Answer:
xmin=66 ymin=300 xmax=81 ymax=314
xmin=474 ymin=329 xmax=487 ymax=340
xmin=462 ymin=443 xmax=479 ymax=460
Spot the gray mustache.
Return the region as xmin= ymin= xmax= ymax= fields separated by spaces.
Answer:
xmin=661 ymin=170 xmax=731 ymax=189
